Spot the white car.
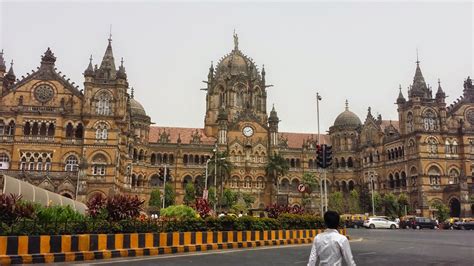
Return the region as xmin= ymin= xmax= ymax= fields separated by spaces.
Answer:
xmin=363 ymin=217 xmax=399 ymax=229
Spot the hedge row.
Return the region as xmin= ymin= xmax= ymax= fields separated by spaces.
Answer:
xmin=0 ymin=214 xmax=337 ymax=236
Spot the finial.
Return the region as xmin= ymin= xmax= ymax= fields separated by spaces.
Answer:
xmin=345 ymin=99 xmax=349 ymax=110
xmin=121 ymin=57 xmax=124 ymax=67
xmin=10 ymin=60 xmax=13 ymax=68
xmin=416 ymin=47 xmax=420 ymax=65
xmin=438 ymin=78 xmax=441 ymax=86
xmin=368 ymin=106 xmax=371 ymax=114
xmin=89 ymin=55 xmax=93 ymax=63
xmin=131 ymin=87 xmax=134 ymax=98
xmin=108 ymin=24 xmax=112 ymax=43
xmin=0 ymin=49 xmax=3 ymax=56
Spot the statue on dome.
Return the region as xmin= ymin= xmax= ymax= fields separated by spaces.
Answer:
xmin=233 ymin=30 xmax=239 ymax=50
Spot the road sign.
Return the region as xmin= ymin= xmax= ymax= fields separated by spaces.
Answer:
xmin=297 ymin=184 xmax=306 ymax=193
xmin=203 ymin=189 xmax=208 ymax=200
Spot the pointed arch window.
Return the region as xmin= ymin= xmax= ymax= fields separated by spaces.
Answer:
xmin=96 ymin=91 xmax=112 ymax=115
xmin=449 ymin=168 xmax=459 ymax=184
xmin=66 ymin=123 xmax=74 ymax=138
xmin=406 ymin=112 xmax=414 ymax=132
xmin=95 ymin=123 xmax=108 ymax=140
xmin=0 ymin=153 xmax=10 ymax=170
xmin=426 ymin=137 xmax=438 ymax=154
xmin=92 ymin=154 xmax=107 ymax=176
xmin=423 ymin=110 xmax=438 ymax=131
xmin=65 ymin=155 xmax=79 ymax=172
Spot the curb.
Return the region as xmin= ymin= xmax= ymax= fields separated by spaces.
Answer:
xmin=0 ymin=238 xmax=314 ymax=264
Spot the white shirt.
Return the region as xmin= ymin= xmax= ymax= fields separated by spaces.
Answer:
xmin=307 ymin=229 xmax=356 ymax=266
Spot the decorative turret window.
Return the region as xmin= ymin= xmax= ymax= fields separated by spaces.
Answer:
xmin=426 ymin=136 xmax=438 ymax=155
xmin=95 ymin=122 xmax=108 ymax=140
xmin=91 ymin=153 xmax=107 ymax=176
xmin=422 ymin=110 xmax=438 ymax=131
xmin=428 ymin=166 xmax=441 ymax=187
xmin=96 ymin=91 xmax=112 ymax=115
xmin=449 ymin=168 xmax=459 ymax=184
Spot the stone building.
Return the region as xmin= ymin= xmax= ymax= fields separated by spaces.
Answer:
xmin=0 ymin=34 xmax=472 ymax=217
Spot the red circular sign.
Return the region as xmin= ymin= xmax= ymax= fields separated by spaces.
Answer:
xmin=298 ymin=184 xmax=306 ymax=193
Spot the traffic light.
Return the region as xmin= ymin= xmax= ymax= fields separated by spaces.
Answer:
xmin=316 ymin=145 xmax=324 ymax=168
xmin=158 ymin=167 xmax=164 ymax=177
xmin=324 ymin=145 xmax=332 ymax=168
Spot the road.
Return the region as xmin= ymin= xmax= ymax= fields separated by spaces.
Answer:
xmin=64 ymin=229 xmax=474 ymax=266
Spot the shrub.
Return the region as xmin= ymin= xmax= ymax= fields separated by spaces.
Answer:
xmin=195 ymin=198 xmax=211 ymax=218
xmin=265 ymin=204 xmax=305 ymax=218
xmin=87 ymin=194 xmax=144 ymax=222
xmin=149 ymin=189 xmax=161 ymax=207
xmin=160 ymin=205 xmax=197 ymax=220
xmin=0 ymin=194 xmax=35 ymax=226
xmin=183 ymin=183 xmax=196 ymax=206
xmin=165 ymin=183 xmax=176 ymax=207
xmin=86 ymin=193 xmax=107 ymax=219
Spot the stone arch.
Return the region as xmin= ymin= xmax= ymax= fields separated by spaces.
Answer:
xmin=291 ymin=178 xmax=299 ymax=192
xmin=449 ymin=197 xmax=461 ymax=217
xmin=448 ymin=167 xmax=460 ymax=184
xmin=280 ymin=178 xmax=290 ymax=192
xmin=348 ymin=180 xmax=355 ymax=191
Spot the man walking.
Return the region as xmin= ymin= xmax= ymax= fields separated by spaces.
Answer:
xmin=307 ymin=211 xmax=356 ymax=266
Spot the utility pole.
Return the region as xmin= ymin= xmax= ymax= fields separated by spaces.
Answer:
xmin=369 ymin=172 xmax=375 ymax=216
xmin=162 ymin=164 xmax=167 ymax=209
xmin=316 ymin=92 xmax=324 ymax=216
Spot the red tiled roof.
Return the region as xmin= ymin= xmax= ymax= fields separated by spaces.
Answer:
xmin=380 ymin=120 xmax=400 ymax=131
xmin=149 ymin=126 xmax=216 ymax=145
xmin=149 ymin=126 xmax=330 ymax=148
xmin=280 ymin=132 xmax=330 ymax=148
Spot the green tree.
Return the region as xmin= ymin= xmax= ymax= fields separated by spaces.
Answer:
xmin=183 ymin=183 xmax=196 ymax=206
xmin=359 ymin=184 xmax=371 ymax=213
xmin=397 ymin=193 xmax=409 ymax=216
xmin=222 ymin=188 xmax=238 ymax=209
xmin=208 ymin=186 xmax=217 ymax=207
xmin=241 ymin=193 xmax=256 ymax=208
xmin=368 ymin=191 xmax=383 ymax=214
xmin=432 ymin=202 xmax=450 ymax=222
xmin=348 ymin=189 xmax=361 ymax=214
xmin=265 ymin=153 xmax=290 ymax=196
xmin=302 ymin=172 xmax=318 ymax=193
xmin=164 ymin=183 xmax=175 ymax=207
xmin=149 ymin=189 xmax=161 ymax=207
xmin=382 ymin=193 xmax=399 ymax=218
xmin=328 ymin=192 xmax=345 ymax=214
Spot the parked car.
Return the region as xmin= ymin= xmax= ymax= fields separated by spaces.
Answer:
xmin=452 ymin=219 xmax=474 ymax=230
xmin=399 ymin=215 xmax=416 ymax=229
xmin=363 ymin=217 xmax=399 ymax=229
xmin=345 ymin=219 xmax=364 ymax=229
xmin=411 ymin=217 xmax=437 ymax=229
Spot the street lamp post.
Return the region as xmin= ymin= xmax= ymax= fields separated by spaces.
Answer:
xmin=369 ymin=172 xmax=376 ymax=216
xmin=162 ymin=164 xmax=168 ymax=209
xmin=316 ymin=92 xmax=325 ymax=216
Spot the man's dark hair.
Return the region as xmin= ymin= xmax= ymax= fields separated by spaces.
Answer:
xmin=324 ymin=211 xmax=340 ymax=229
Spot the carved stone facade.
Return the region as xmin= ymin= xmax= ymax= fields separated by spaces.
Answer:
xmin=0 ymin=36 xmax=472 ymax=217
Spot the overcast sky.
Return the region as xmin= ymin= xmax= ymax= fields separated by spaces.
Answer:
xmin=1 ymin=1 xmax=472 ymax=133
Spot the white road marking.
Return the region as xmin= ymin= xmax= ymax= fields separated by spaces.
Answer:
xmin=75 ymin=244 xmax=313 ymax=265
xmin=358 ymin=252 xmax=376 ymax=256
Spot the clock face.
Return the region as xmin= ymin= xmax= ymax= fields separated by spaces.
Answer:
xmin=242 ymin=126 xmax=254 ymax=137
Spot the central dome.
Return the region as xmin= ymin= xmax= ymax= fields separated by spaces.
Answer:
xmin=130 ymin=98 xmax=147 ymax=117
xmin=213 ymin=33 xmax=260 ymax=79
xmin=333 ymin=101 xmax=361 ymax=127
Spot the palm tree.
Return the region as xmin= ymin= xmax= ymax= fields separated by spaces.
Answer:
xmin=265 ymin=153 xmax=289 ymax=201
xmin=207 ymin=150 xmax=232 ymax=210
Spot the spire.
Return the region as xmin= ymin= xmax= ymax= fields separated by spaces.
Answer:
xmin=397 ymin=84 xmax=406 ymax=104
xmin=5 ymin=60 xmax=16 ymax=85
xmin=117 ymin=57 xmax=127 ymax=79
xmin=84 ymin=55 xmax=94 ymax=77
xmin=98 ymin=35 xmax=117 ymax=79
xmin=345 ymin=99 xmax=349 ymax=111
xmin=208 ymin=61 xmax=214 ymax=81
xmin=269 ymin=104 xmax=279 ymax=123
xmin=262 ymin=64 xmax=266 ymax=84
xmin=0 ymin=49 xmax=5 ymax=72
xmin=410 ymin=52 xmax=429 ymax=98
xmin=436 ymin=78 xmax=446 ymax=99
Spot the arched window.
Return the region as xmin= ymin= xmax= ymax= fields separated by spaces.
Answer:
xmin=95 ymin=123 xmax=108 ymax=140
xmin=244 ymin=177 xmax=252 ymax=188
xmin=0 ymin=153 xmax=10 ymax=170
xmin=47 ymin=123 xmax=55 ymax=136
xmin=347 ymin=157 xmax=353 ymax=168
xmin=0 ymin=120 xmax=4 ymax=135
xmin=395 ymin=172 xmax=400 ymax=188
xmin=92 ymin=154 xmax=107 ymax=176
xmin=139 ymin=150 xmax=144 ymax=161
xmin=335 ymin=158 xmax=339 ymax=168
xmin=295 ymin=159 xmax=301 ymax=168
xmin=281 ymin=178 xmax=290 ymax=192
xmin=401 ymin=171 xmax=407 ymax=188
xmin=65 ymin=123 xmax=74 ymax=138
xmin=341 ymin=157 xmax=346 ymax=168
xmin=183 ymin=154 xmax=188 ymax=165
xmin=75 ymin=123 xmax=84 ymax=139
xmin=291 ymin=179 xmax=299 ymax=192
xmin=423 ymin=109 xmax=437 ymax=131
xmin=231 ymin=176 xmax=239 ymax=188
xmin=449 ymin=168 xmax=459 ymax=184
xmin=348 ymin=180 xmax=355 ymax=191
xmin=428 ymin=166 xmax=441 ymax=186
xmin=7 ymin=120 xmax=15 ymax=135
xmin=150 ymin=154 xmax=156 ymax=165
xmin=410 ymin=167 xmax=418 ymax=187
xmin=96 ymin=91 xmax=112 ymax=115
xmin=39 ymin=123 xmax=47 ymax=136
xmin=65 ymin=155 xmax=79 ymax=172
xmin=169 ymin=154 xmax=174 ymax=165
xmin=256 ymin=176 xmax=265 ymax=189
xmin=389 ymin=174 xmax=394 ymax=189
xmin=406 ymin=112 xmax=414 ymax=132
xmin=426 ymin=137 xmax=438 ymax=154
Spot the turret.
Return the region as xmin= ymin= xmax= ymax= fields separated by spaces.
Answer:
xmin=84 ymin=55 xmax=94 ymax=78
xmin=4 ymin=60 xmax=15 ymax=89
xmin=0 ymin=50 xmax=5 ymax=95
xmin=117 ymin=57 xmax=127 ymax=80
xmin=217 ymin=107 xmax=228 ymax=145
xmin=96 ymin=37 xmax=116 ymax=81
xmin=408 ymin=60 xmax=431 ymax=100
xmin=435 ymin=79 xmax=446 ymax=102
xmin=396 ymin=85 xmax=406 ymax=104
xmin=268 ymin=104 xmax=279 ymax=147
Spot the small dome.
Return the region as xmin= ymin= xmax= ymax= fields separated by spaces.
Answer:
xmin=130 ymin=98 xmax=146 ymax=117
xmin=333 ymin=101 xmax=361 ymax=127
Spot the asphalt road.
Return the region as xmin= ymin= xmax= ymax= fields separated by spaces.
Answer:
xmin=64 ymin=229 xmax=474 ymax=266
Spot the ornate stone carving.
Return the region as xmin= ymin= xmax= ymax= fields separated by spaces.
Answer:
xmin=34 ymin=84 xmax=54 ymax=103
xmin=465 ymin=109 xmax=474 ymax=125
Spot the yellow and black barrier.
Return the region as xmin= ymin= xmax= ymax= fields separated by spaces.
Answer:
xmin=0 ymin=229 xmax=347 ymax=264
